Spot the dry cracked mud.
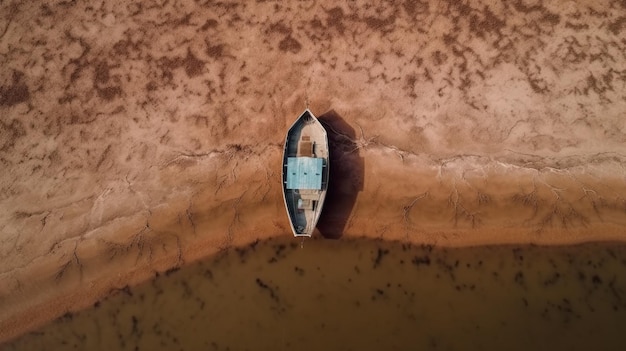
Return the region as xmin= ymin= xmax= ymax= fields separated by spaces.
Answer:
xmin=1 ymin=0 xmax=625 ymax=344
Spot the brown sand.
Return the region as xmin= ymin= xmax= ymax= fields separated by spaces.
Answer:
xmin=1 ymin=0 xmax=626 ymax=344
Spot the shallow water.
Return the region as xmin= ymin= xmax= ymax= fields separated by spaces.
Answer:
xmin=4 ymin=237 xmax=626 ymax=351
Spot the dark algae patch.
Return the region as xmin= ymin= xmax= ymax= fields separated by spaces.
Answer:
xmin=5 ymin=237 xmax=626 ymax=350
xmin=0 ymin=70 xmax=30 ymax=107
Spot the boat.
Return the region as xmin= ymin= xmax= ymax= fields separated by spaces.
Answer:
xmin=282 ymin=109 xmax=330 ymax=237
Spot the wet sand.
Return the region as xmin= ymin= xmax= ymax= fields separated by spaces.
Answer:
xmin=1 ymin=0 xmax=626 ymax=344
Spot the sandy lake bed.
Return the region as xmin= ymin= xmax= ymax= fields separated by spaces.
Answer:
xmin=1 ymin=0 xmax=626 ymax=344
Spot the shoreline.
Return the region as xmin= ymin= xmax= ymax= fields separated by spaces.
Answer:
xmin=2 ymin=0 xmax=626 ymax=345
xmin=2 ymin=148 xmax=625 ymax=344
xmin=4 ymin=234 xmax=626 ymax=346
xmin=3 ymin=230 xmax=626 ymax=346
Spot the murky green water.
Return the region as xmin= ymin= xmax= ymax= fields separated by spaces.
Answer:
xmin=4 ymin=237 xmax=626 ymax=350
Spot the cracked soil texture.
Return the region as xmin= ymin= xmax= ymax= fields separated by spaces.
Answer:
xmin=1 ymin=0 xmax=626 ymax=344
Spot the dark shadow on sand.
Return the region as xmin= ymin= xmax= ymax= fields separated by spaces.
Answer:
xmin=316 ymin=110 xmax=364 ymax=239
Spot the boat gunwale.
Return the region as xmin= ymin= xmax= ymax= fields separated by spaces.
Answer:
xmin=281 ymin=109 xmax=329 ymax=237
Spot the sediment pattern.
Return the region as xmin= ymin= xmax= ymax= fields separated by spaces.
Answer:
xmin=1 ymin=0 xmax=625 ymax=344
xmin=5 ymin=238 xmax=626 ymax=350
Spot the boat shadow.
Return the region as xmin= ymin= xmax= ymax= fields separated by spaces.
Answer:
xmin=316 ymin=110 xmax=364 ymax=239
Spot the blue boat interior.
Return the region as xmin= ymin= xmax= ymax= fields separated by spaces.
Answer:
xmin=286 ymin=157 xmax=323 ymax=190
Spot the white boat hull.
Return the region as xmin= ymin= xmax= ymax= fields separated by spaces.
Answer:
xmin=282 ymin=109 xmax=330 ymax=237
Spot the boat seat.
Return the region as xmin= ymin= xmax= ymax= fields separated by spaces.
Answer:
xmin=298 ymin=198 xmax=313 ymax=210
xmin=298 ymin=140 xmax=313 ymax=157
xmin=299 ymin=189 xmax=318 ymax=198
